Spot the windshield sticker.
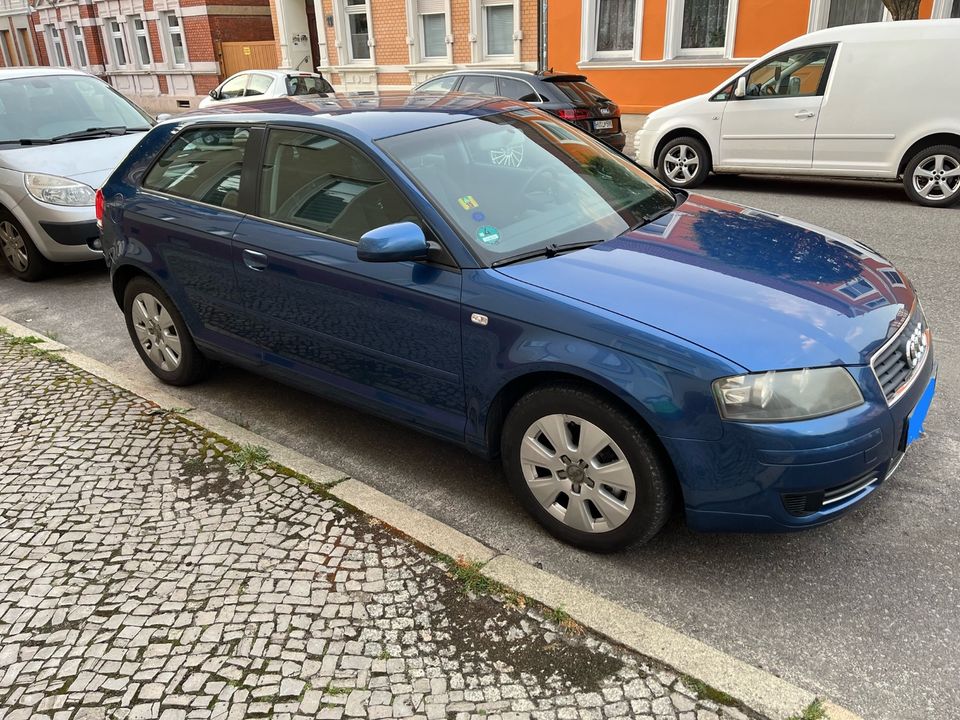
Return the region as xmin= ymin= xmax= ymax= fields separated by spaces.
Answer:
xmin=491 ymin=145 xmax=524 ymax=167
xmin=476 ymin=225 xmax=501 ymax=245
xmin=471 ymin=211 xmax=485 ymax=222
xmin=458 ymin=195 xmax=479 ymax=210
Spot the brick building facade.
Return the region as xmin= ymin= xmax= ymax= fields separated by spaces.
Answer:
xmin=7 ymin=0 xmax=274 ymax=112
xmin=270 ymin=0 xmax=540 ymax=93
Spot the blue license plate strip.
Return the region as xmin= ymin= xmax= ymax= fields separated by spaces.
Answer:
xmin=905 ymin=376 xmax=936 ymax=446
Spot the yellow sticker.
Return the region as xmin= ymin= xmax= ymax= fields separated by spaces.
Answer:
xmin=458 ymin=195 xmax=478 ymax=210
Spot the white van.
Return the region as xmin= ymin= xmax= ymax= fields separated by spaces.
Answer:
xmin=633 ymin=20 xmax=960 ymax=207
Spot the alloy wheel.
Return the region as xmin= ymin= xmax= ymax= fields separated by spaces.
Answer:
xmin=664 ymin=144 xmax=700 ymax=185
xmin=520 ymin=414 xmax=636 ymax=533
xmin=0 ymin=221 xmax=29 ymax=273
xmin=912 ymin=154 xmax=960 ymax=201
xmin=131 ymin=292 xmax=183 ymax=371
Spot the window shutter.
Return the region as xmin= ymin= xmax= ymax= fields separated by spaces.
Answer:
xmin=417 ymin=0 xmax=444 ymax=13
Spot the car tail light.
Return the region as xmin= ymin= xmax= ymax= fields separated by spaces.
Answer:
xmin=556 ymin=108 xmax=591 ymax=121
xmin=95 ymin=188 xmax=104 ymax=229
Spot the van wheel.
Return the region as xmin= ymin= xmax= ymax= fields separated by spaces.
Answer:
xmin=903 ymin=145 xmax=960 ymax=207
xmin=657 ymin=136 xmax=710 ymax=189
xmin=0 ymin=211 xmax=50 ymax=281
xmin=500 ymin=384 xmax=674 ymax=552
xmin=123 ymin=276 xmax=208 ymax=386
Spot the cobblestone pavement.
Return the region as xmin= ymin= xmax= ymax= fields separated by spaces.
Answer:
xmin=0 ymin=334 xmax=760 ymax=720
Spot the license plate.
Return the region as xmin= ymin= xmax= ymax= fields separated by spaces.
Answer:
xmin=905 ymin=376 xmax=936 ymax=446
xmin=593 ymin=119 xmax=613 ymax=130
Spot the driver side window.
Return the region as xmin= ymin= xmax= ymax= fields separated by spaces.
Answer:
xmin=219 ymin=75 xmax=248 ymax=99
xmin=742 ymin=45 xmax=834 ymax=99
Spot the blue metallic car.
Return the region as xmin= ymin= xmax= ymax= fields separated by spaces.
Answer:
xmin=98 ymin=94 xmax=936 ymax=551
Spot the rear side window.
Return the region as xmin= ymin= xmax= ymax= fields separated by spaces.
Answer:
xmin=286 ymin=75 xmax=333 ymax=95
xmin=143 ymin=126 xmax=249 ymax=211
xmin=258 ymin=128 xmax=419 ymax=242
xmin=244 ymin=74 xmax=273 ymax=97
xmin=550 ymin=80 xmax=610 ymax=105
xmin=459 ymin=75 xmax=497 ymax=95
xmin=498 ymin=77 xmax=541 ymax=103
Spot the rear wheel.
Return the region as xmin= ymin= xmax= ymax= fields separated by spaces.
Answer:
xmin=501 ymin=384 xmax=674 ymax=552
xmin=657 ymin=136 xmax=710 ymax=189
xmin=123 ymin=276 xmax=208 ymax=386
xmin=903 ymin=145 xmax=960 ymax=207
xmin=0 ymin=211 xmax=50 ymax=281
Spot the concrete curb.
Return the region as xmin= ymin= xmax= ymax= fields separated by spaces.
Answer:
xmin=1 ymin=313 xmax=864 ymax=720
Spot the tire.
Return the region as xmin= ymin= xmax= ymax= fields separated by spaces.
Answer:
xmin=0 ymin=210 xmax=51 ymax=281
xmin=657 ymin=136 xmax=711 ymax=189
xmin=123 ymin=276 xmax=208 ymax=386
xmin=903 ymin=144 xmax=960 ymax=208
xmin=501 ymin=384 xmax=674 ymax=552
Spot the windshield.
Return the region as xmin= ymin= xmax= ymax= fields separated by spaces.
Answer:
xmin=378 ymin=110 xmax=675 ymax=264
xmin=0 ymin=74 xmax=152 ymax=144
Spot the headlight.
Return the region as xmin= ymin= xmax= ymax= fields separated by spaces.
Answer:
xmin=24 ymin=173 xmax=96 ymax=207
xmin=713 ymin=367 xmax=864 ymax=422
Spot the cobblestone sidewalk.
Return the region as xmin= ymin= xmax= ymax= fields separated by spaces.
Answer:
xmin=0 ymin=333 xmax=760 ymax=720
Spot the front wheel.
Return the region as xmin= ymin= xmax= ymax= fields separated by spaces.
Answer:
xmin=657 ymin=136 xmax=710 ymax=189
xmin=903 ymin=145 xmax=960 ymax=207
xmin=501 ymin=385 xmax=674 ymax=552
xmin=0 ymin=211 xmax=50 ymax=281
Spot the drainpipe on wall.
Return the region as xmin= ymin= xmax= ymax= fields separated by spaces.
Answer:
xmin=537 ymin=0 xmax=547 ymax=71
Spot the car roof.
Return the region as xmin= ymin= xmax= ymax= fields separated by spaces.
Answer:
xmin=0 ymin=67 xmax=91 ymax=81
xmin=425 ymin=69 xmax=588 ymax=83
xmin=173 ymin=92 xmax=524 ymax=142
xmin=781 ymin=17 xmax=960 ymax=49
xmin=227 ymin=69 xmax=322 ymax=79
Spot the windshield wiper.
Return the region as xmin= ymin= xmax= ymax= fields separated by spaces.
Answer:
xmin=18 ymin=126 xmax=141 ymax=145
xmin=628 ymin=189 xmax=688 ymax=232
xmin=491 ymin=240 xmax=605 ymax=268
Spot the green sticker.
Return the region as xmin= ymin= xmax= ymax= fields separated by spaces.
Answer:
xmin=476 ymin=225 xmax=501 ymax=245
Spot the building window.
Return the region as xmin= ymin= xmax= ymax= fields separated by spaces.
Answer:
xmin=827 ymin=0 xmax=887 ymax=26
xmin=421 ymin=13 xmax=446 ymax=58
xmin=838 ymin=276 xmax=876 ymax=299
xmin=681 ymin=0 xmax=729 ymax=52
xmin=484 ymin=2 xmax=514 ymax=56
xmin=107 ymin=19 xmax=127 ymax=66
xmin=164 ymin=13 xmax=187 ymax=66
xmin=130 ymin=17 xmax=151 ymax=66
xmin=345 ymin=0 xmax=372 ymax=61
xmin=595 ymin=0 xmax=635 ymax=53
xmin=69 ymin=24 xmax=87 ymax=67
xmin=46 ymin=25 xmax=65 ymax=66
xmin=952 ymin=0 xmax=960 ymax=17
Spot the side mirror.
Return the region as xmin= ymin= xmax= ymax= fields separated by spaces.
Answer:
xmin=209 ymin=89 xmax=220 ymax=100
xmin=156 ymin=113 xmax=172 ymax=122
xmin=734 ymin=76 xmax=747 ymax=99
xmin=357 ymin=222 xmax=429 ymax=263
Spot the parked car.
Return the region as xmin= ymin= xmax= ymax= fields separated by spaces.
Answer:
xmin=0 ymin=68 xmax=153 ymax=281
xmin=99 ymin=95 xmax=935 ymax=551
xmin=634 ymin=20 xmax=960 ymax=207
xmin=199 ymin=70 xmax=334 ymax=109
xmin=414 ymin=70 xmax=626 ymax=151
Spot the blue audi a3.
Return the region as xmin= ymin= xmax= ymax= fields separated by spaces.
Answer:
xmin=98 ymin=94 xmax=936 ymax=551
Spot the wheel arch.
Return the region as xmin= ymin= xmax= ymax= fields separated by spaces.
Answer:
xmin=111 ymin=262 xmax=162 ymax=309
xmin=654 ymin=128 xmax=714 ymax=172
xmin=897 ymin=132 xmax=960 ymax=177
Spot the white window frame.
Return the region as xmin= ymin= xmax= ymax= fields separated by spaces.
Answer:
xmin=664 ymin=0 xmax=739 ymax=59
xmin=582 ymin=0 xmax=642 ymax=62
xmin=420 ymin=12 xmax=448 ymax=60
xmin=468 ymin=0 xmax=521 ymax=62
xmin=129 ymin=16 xmax=152 ymax=68
xmin=105 ymin=18 xmax=129 ymax=67
xmin=405 ymin=0 xmax=453 ymax=64
xmin=482 ymin=0 xmax=515 ymax=58
xmin=68 ymin=23 xmax=87 ymax=68
xmin=336 ymin=0 xmax=375 ymax=65
xmin=163 ymin=12 xmax=188 ymax=68
xmin=46 ymin=24 xmax=65 ymax=67
xmin=808 ymin=0 xmax=892 ymax=32
xmin=932 ymin=0 xmax=960 ymax=17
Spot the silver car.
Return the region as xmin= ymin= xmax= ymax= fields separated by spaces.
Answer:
xmin=199 ymin=70 xmax=334 ymax=109
xmin=0 ymin=68 xmax=152 ymax=281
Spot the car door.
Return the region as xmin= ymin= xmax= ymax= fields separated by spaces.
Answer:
xmin=125 ymin=124 xmax=252 ymax=348
xmin=718 ymin=45 xmax=836 ymax=169
xmin=230 ymin=126 xmax=465 ymax=439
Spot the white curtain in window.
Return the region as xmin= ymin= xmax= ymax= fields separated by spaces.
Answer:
xmin=596 ymin=0 xmax=635 ymax=52
xmin=485 ymin=4 xmax=513 ymax=56
xmin=827 ymin=0 xmax=886 ymax=27
xmin=681 ymin=0 xmax=728 ymax=49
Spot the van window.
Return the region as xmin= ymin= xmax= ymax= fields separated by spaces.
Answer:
xmin=143 ymin=126 xmax=249 ymax=211
xmin=743 ymin=46 xmax=834 ymax=99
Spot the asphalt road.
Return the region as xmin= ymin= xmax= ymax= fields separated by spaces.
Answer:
xmin=2 ymin=174 xmax=958 ymax=720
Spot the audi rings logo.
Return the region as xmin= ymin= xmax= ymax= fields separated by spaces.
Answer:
xmin=904 ymin=323 xmax=928 ymax=369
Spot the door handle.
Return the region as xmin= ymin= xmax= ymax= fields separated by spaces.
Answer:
xmin=242 ymin=248 xmax=268 ymax=271
xmin=794 ymin=111 xmax=816 ymax=119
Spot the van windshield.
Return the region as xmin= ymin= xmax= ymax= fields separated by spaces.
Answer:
xmin=0 ymin=74 xmax=152 ymax=145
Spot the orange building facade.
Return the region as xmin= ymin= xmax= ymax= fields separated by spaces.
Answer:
xmin=549 ymin=0 xmax=959 ymax=114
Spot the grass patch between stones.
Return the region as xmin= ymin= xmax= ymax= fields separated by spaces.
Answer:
xmin=680 ymin=676 xmax=737 ymax=707
xmin=787 ymin=699 xmax=827 ymax=720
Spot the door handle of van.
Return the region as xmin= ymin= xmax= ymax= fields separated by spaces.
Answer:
xmin=794 ymin=111 xmax=816 ymax=119
xmin=242 ymin=248 xmax=268 ymax=271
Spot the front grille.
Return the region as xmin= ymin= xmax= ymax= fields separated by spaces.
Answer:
xmin=871 ymin=308 xmax=928 ymax=405
xmin=782 ymin=472 xmax=879 ymax=517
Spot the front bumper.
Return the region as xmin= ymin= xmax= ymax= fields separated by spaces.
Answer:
xmin=633 ymin=128 xmax=658 ymax=169
xmin=667 ymin=353 xmax=937 ymax=533
xmin=10 ymin=194 xmax=101 ymax=263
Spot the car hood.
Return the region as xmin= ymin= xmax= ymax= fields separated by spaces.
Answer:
xmin=0 ymin=132 xmax=146 ymax=189
xmin=496 ymin=194 xmax=916 ymax=371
